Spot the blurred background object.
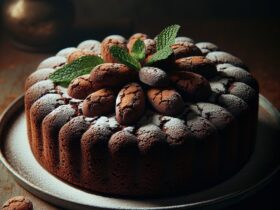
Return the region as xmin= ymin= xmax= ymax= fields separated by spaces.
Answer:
xmin=1 ymin=0 xmax=280 ymax=51
xmin=2 ymin=0 xmax=75 ymax=51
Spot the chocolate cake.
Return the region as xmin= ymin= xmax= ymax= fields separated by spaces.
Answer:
xmin=24 ymin=26 xmax=259 ymax=197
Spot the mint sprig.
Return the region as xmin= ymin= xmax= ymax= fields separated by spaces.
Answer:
xmin=47 ymin=24 xmax=182 ymax=87
xmin=147 ymin=47 xmax=173 ymax=64
xmin=49 ymin=55 xmax=103 ymax=87
xmin=148 ymin=24 xmax=180 ymax=65
xmin=110 ymin=46 xmax=141 ymax=70
xmin=131 ymin=39 xmax=145 ymax=61
xmin=156 ymin=24 xmax=180 ymax=51
xmin=109 ymin=24 xmax=181 ymax=68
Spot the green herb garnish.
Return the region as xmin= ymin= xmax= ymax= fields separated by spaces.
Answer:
xmin=146 ymin=47 xmax=173 ymax=65
xmin=148 ymin=24 xmax=180 ymax=64
xmin=155 ymin=24 xmax=180 ymax=51
xmin=49 ymin=55 xmax=104 ymax=87
xmin=109 ymin=45 xmax=141 ymax=70
xmin=110 ymin=24 xmax=181 ymax=68
xmin=131 ymin=39 xmax=146 ymax=61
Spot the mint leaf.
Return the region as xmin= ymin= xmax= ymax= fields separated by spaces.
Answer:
xmin=147 ymin=24 xmax=180 ymax=65
xmin=110 ymin=45 xmax=141 ymax=70
xmin=147 ymin=47 xmax=173 ymax=64
xmin=131 ymin=39 xmax=145 ymax=61
xmin=49 ymin=55 xmax=103 ymax=87
xmin=156 ymin=24 xmax=180 ymax=51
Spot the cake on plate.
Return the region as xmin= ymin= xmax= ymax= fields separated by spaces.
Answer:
xmin=24 ymin=25 xmax=259 ymax=197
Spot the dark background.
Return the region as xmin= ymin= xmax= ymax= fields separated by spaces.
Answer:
xmin=73 ymin=0 xmax=280 ymax=23
xmin=70 ymin=0 xmax=280 ymax=41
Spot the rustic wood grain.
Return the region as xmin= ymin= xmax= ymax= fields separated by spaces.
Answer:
xmin=0 ymin=20 xmax=279 ymax=209
xmin=0 ymin=39 xmax=62 ymax=209
xmin=0 ymin=164 xmax=60 ymax=209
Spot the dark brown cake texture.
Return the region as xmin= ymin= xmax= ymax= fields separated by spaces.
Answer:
xmin=82 ymin=88 xmax=116 ymax=117
xmin=24 ymin=30 xmax=259 ymax=197
xmin=116 ymin=83 xmax=145 ymax=125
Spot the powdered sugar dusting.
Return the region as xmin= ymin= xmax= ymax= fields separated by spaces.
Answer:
xmin=220 ymin=66 xmax=250 ymax=77
xmin=216 ymin=63 xmax=234 ymax=71
xmin=136 ymin=124 xmax=166 ymax=141
xmin=77 ymin=40 xmax=101 ymax=54
xmin=191 ymin=102 xmax=234 ymax=129
xmin=33 ymin=67 xmax=55 ymax=76
xmin=163 ymin=117 xmax=188 ymax=138
xmin=44 ymin=105 xmax=76 ymax=126
xmin=122 ymin=126 xmax=135 ymax=133
xmin=56 ymin=47 xmax=78 ymax=58
xmin=229 ymin=82 xmax=257 ymax=104
xmin=186 ymin=115 xmax=217 ymax=139
xmin=25 ymin=68 xmax=55 ymax=90
xmin=37 ymin=56 xmax=67 ymax=70
xmin=137 ymin=124 xmax=162 ymax=134
xmin=196 ymin=42 xmax=218 ymax=51
xmin=218 ymin=94 xmax=248 ymax=116
xmin=95 ymin=116 xmax=109 ymax=125
xmin=195 ymin=42 xmax=218 ymax=54
xmin=103 ymin=35 xmax=126 ymax=42
xmin=210 ymin=76 xmax=231 ymax=94
xmin=108 ymin=116 xmax=119 ymax=129
xmin=206 ymin=51 xmax=244 ymax=67
xmin=32 ymin=94 xmax=63 ymax=110
xmin=220 ymin=67 xmax=258 ymax=90
xmin=175 ymin=36 xmax=194 ymax=44
xmin=163 ymin=117 xmax=186 ymax=130
xmin=139 ymin=67 xmax=168 ymax=87
xmin=93 ymin=116 xmax=119 ymax=131
xmin=115 ymin=94 xmax=121 ymax=106
xmin=151 ymin=114 xmax=163 ymax=126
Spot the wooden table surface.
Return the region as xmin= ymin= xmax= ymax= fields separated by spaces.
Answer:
xmin=0 ymin=20 xmax=279 ymax=209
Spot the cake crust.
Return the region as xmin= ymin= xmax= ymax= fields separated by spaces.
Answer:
xmin=24 ymin=33 xmax=259 ymax=197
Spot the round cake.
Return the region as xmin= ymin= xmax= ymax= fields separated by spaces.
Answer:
xmin=24 ymin=25 xmax=259 ymax=197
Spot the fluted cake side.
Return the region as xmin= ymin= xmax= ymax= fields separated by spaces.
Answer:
xmin=24 ymin=35 xmax=259 ymax=197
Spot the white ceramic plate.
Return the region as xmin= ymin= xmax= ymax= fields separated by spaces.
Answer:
xmin=0 ymin=95 xmax=279 ymax=210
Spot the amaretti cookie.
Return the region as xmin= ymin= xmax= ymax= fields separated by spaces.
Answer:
xmin=25 ymin=25 xmax=259 ymax=197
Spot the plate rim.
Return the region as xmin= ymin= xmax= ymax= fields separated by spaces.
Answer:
xmin=0 ymin=94 xmax=279 ymax=210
